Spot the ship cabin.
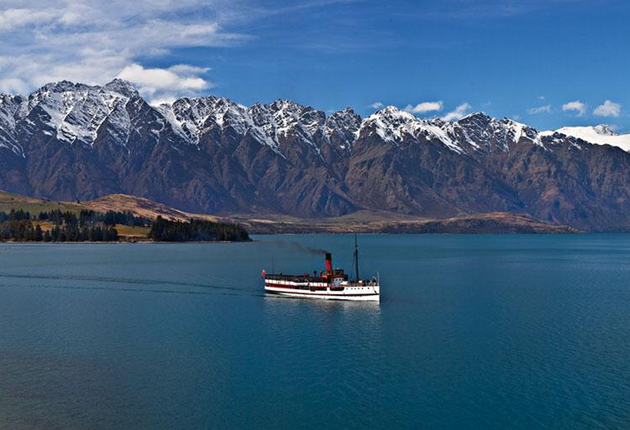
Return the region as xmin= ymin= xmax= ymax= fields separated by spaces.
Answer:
xmin=264 ymin=252 xmax=348 ymax=287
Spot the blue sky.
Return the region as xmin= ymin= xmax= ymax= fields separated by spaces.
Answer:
xmin=1 ymin=0 xmax=629 ymax=131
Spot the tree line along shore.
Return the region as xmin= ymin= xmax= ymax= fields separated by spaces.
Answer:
xmin=0 ymin=209 xmax=250 ymax=243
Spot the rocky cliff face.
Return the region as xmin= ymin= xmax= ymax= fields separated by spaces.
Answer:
xmin=1 ymin=79 xmax=630 ymax=231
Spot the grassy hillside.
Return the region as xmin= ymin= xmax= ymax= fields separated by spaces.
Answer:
xmin=0 ymin=191 xmax=212 ymax=223
xmin=236 ymin=211 xmax=580 ymax=234
xmin=0 ymin=191 xmax=83 ymax=215
xmin=83 ymin=194 xmax=218 ymax=222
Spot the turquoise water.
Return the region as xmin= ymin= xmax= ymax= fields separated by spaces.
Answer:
xmin=1 ymin=235 xmax=630 ymax=429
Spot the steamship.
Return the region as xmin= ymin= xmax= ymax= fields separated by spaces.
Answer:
xmin=262 ymin=236 xmax=380 ymax=301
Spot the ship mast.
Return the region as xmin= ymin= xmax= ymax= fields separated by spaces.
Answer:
xmin=353 ymin=233 xmax=360 ymax=281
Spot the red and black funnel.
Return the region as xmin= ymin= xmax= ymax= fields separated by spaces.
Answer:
xmin=325 ymin=252 xmax=333 ymax=274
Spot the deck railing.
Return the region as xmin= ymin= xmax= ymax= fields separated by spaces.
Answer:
xmin=265 ymin=273 xmax=379 ymax=287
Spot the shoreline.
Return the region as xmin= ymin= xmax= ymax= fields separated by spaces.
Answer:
xmin=0 ymin=238 xmax=254 ymax=244
xmin=8 ymin=231 xmax=630 ymax=246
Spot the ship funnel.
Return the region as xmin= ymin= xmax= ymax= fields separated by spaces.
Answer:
xmin=325 ymin=253 xmax=333 ymax=274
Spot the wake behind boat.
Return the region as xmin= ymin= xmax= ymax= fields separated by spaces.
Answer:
xmin=262 ymin=236 xmax=380 ymax=301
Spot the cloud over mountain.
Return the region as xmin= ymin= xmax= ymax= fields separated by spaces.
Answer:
xmin=527 ymin=105 xmax=551 ymax=115
xmin=594 ymin=100 xmax=622 ymax=118
xmin=0 ymin=0 xmax=245 ymax=102
xmin=562 ymin=101 xmax=587 ymax=116
xmin=442 ymin=103 xmax=472 ymax=121
xmin=405 ymin=101 xmax=444 ymax=114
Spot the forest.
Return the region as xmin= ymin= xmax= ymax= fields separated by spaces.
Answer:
xmin=148 ymin=217 xmax=250 ymax=242
xmin=0 ymin=209 xmax=139 ymax=242
xmin=0 ymin=209 xmax=250 ymax=243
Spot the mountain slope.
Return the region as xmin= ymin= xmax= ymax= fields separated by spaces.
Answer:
xmin=1 ymin=80 xmax=630 ymax=231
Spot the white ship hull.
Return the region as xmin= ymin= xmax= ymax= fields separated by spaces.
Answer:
xmin=264 ymin=280 xmax=380 ymax=302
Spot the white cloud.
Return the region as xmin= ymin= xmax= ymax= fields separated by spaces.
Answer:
xmin=0 ymin=0 xmax=247 ymax=101
xmin=0 ymin=9 xmax=57 ymax=33
xmin=369 ymin=102 xmax=384 ymax=110
xmin=0 ymin=78 xmax=30 ymax=94
xmin=118 ymin=64 xmax=212 ymax=99
xmin=527 ymin=105 xmax=551 ymax=115
xmin=562 ymin=101 xmax=587 ymax=116
xmin=0 ymin=0 xmax=352 ymax=101
xmin=404 ymin=101 xmax=443 ymax=114
xmin=593 ymin=100 xmax=622 ymax=118
xmin=0 ymin=8 xmax=58 ymax=31
xmin=442 ymin=103 xmax=472 ymax=121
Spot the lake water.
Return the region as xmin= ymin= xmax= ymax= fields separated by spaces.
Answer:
xmin=1 ymin=235 xmax=630 ymax=429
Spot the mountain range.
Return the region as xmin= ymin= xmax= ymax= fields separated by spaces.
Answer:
xmin=1 ymin=79 xmax=630 ymax=232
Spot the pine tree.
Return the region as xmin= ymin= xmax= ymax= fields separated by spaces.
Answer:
xmin=34 ymin=225 xmax=43 ymax=242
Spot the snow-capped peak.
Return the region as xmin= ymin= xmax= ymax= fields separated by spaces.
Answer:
xmin=593 ymin=124 xmax=617 ymax=136
xmin=159 ymin=96 xmax=331 ymax=155
xmin=447 ymin=113 xmax=543 ymax=152
xmin=458 ymin=111 xmax=492 ymax=123
xmin=23 ymin=80 xmax=134 ymax=145
xmin=325 ymin=108 xmax=362 ymax=150
xmin=103 ymin=79 xmax=140 ymax=98
xmin=500 ymin=117 xmax=543 ymax=146
xmin=370 ymin=105 xmax=417 ymax=123
xmin=361 ymin=106 xmax=464 ymax=153
xmin=361 ymin=106 xmax=422 ymax=143
xmin=362 ymin=108 xmax=543 ymax=155
xmin=0 ymin=94 xmax=26 ymax=155
xmin=7 ymin=79 xmax=630 ymax=163
xmin=160 ymin=96 xmax=253 ymax=144
xmin=266 ymin=99 xmax=326 ymax=140
xmin=547 ymin=125 xmax=630 ymax=152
